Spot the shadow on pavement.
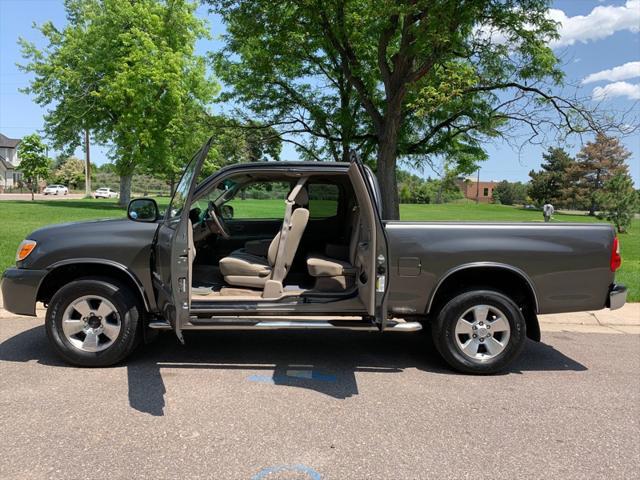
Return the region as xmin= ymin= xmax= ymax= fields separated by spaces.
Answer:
xmin=0 ymin=325 xmax=587 ymax=416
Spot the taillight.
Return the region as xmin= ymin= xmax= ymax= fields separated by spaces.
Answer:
xmin=610 ymin=236 xmax=621 ymax=272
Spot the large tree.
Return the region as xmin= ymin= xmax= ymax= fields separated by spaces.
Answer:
xmin=208 ymin=0 xmax=616 ymax=218
xmin=19 ymin=0 xmax=218 ymax=205
xmin=598 ymin=172 xmax=638 ymax=233
xmin=52 ymin=156 xmax=86 ymax=189
xmin=566 ymin=133 xmax=631 ymax=216
xmin=17 ymin=134 xmax=52 ymax=200
xmin=527 ymin=147 xmax=574 ymax=207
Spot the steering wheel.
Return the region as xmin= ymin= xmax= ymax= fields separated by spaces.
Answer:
xmin=206 ymin=201 xmax=231 ymax=239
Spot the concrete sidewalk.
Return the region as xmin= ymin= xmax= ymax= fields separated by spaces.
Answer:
xmin=538 ymin=303 xmax=640 ymax=334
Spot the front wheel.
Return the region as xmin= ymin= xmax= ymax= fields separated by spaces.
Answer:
xmin=431 ymin=290 xmax=527 ymax=374
xmin=45 ymin=278 xmax=142 ymax=367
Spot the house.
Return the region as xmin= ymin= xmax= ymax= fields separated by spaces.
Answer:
xmin=0 ymin=133 xmax=22 ymax=191
xmin=456 ymin=177 xmax=498 ymax=203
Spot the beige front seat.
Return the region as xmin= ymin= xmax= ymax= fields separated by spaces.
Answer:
xmin=219 ymin=187 xmax=309 ymax=289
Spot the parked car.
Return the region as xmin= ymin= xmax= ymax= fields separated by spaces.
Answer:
xmin=94 ymin=187 xmax=118 ymax=199
xmin=43 ymin=185 xmax=68 ymax=196
xmin=1 ymin=139 xmax=627 ymax=374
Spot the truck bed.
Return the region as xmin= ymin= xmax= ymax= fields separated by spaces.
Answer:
xmin=384 ymin=222 xmax=616 ymax=315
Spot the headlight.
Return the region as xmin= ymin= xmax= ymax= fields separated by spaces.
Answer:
xmin=16 ymin=240 xmax=37 ymax=262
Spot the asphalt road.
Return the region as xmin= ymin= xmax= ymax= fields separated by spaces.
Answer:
xmin=1 ymin=317 xmax=639 ymax=480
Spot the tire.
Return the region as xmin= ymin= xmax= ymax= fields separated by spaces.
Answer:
xmin=431 ymin=290 xmax=526 ymax=374
xmin=45 ymin=278 xmax=142 ymax=367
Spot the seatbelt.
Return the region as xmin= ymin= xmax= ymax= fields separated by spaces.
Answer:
xmin=271 ymin=177 xmax=307 ymax=283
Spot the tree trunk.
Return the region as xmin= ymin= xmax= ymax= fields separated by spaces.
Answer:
xmin=376 ymin=100 xmax=402 ymax=220
xmin=119 ymin=174 xmax=132 ymax=207
xmin=376 ymin=138 xmax=400 ymax=220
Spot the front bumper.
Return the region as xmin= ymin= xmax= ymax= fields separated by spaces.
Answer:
xmin=1 ymin=268 xmax=48 ymax=316
xmin=607 ymin=284 xmax=627 ymax=311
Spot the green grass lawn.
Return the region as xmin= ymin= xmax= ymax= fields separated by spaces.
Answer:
xmin=1 ymin=198 xmax=637 ymax=301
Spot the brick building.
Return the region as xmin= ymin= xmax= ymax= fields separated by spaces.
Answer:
xmin=456 ymin=177 xmax=499 ymax=203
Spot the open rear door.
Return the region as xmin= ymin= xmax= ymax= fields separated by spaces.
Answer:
xmin=153 ymin=138 xmax=212 ymax=342
xmin=347 ymin=152 xmax=390 ymax=330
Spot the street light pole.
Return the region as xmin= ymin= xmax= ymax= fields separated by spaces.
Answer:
xmin=476 ymin=167 xmax=480 ymax=204
xmin=84 ymin=129 xmax=91 ymax=198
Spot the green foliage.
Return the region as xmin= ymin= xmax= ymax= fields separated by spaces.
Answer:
xmin=528 ymin=147 xmax=574 ymax=207
xmin=597 ymin=173 xmax=638 ymax=233
xmin=396 ymin=169 xmax=462 ymax=204
xmin=566 ymin=134 xmax=632 ymax=215
xmin=208 ymin=0 xmax=567 ymax=218
xmin=16 ymin=133 xmax=52 ymax=199
xmin=19 ymin=0 xmax=218 ymax=204
xmin=52 ymin=156 xmax=85 ymax=188
xmin=493 ymin=180 xmax=528 ymax=205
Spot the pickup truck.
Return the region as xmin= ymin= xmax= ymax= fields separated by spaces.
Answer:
xmin=1 ymin=140 xmax=627 ymax=374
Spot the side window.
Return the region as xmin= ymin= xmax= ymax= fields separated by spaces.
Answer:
xmin=227 ymin=181 xmax=289 ymax=219
xmin=308 ymin=183 xmax=339 ymax=218
xmin=166 ymin=154 xmax=200 ymax=227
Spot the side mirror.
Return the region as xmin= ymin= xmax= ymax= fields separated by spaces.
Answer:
xmin=220 ymin=204 xmax=234 ymax=220
xmin=128 ymin=198 xmax=159 ymax=222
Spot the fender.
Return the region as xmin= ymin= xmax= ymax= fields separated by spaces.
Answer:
xmin=426 ymin=261 xmax=540 ymax=314
xmin=43 ymin=258 xmax=152 ymax=312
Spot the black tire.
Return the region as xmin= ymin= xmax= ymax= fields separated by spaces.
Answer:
xmin=432 ymin=290 xmax=526 ymax=374
xmin=45 ymin=278 xmax=142 ymax=367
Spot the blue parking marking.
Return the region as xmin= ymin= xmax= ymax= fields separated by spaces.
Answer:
xmin=246 ymin=370 xmax=337 ymax=384
xmin=246 ymin=374 xmax=275 ymax=384
xmin=251 ymin=464 xmax=322 ymax=480
xmin=310 ymin=371 xmax=337 ymax=382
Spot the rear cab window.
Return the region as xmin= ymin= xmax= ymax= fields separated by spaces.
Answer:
xmin=308 ymin=183 xmax=340 ymax=218
xmin=227 ymin=181 xmax=290 ymax=219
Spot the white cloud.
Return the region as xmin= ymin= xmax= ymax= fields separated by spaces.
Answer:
xmin=592 ymin=81 xmax=640 ymax=100
xmin=582 ymin=61 xmax=640 ymax=84
xmin=549 ymin=0 xmax=640 ymax=48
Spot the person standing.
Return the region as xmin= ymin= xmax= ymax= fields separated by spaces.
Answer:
xmin=543 ymin=202 xmax=554 ymax=223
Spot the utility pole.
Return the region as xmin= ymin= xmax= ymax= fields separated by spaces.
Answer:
xmin=84 ymin=129 xmax=91 ymax=198
xmin=476 ymin=167 xmax=480 ymax=204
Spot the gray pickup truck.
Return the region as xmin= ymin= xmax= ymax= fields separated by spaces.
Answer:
xmin=1 ymin=141 xmax=627 ymax=373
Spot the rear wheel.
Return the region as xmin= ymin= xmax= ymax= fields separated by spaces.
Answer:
xmin=45 ymin=278 xmax=141 ymax=367
xmin=432 ymin=290 xmax=526 ymax=374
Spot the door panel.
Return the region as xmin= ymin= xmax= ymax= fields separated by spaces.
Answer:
xmin=153 ymin=139 xmax=212 ymax=341
xmin=348 ymin=154 xmax=390 ymax=328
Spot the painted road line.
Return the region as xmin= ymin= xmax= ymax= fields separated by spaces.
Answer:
xmin=252 ymin=464 xmax=322 ymax=480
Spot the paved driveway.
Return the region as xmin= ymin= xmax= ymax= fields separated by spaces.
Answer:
xmin=0 ymin=193 xmax=85 ymax=200
xmin=1 ymin=315 xmax=638 ymax=480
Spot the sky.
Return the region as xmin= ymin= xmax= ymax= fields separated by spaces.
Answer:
xmin=0 ymin=0 xmax=639 ymax=185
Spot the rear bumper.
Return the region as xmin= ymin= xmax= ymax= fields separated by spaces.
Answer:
xmin=1 ymin=268 xmax=48 ymax=316
xmin=607 ymin=284 xmax=627 ymax=311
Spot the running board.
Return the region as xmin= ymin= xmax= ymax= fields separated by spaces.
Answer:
xmin=148 ymin=318 xmax=422 ymax=332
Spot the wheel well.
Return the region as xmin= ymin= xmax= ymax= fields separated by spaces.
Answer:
xmin=37 ymin=263 xmax=149 ymax=312
xmin=427 ymin=266 xmax=540 ymax=341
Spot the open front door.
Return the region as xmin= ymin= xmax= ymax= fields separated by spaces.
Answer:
xmin=153 ymin=138 xmax=212 ymax=342
xmin=348 ymin=152 xmax=390 ymax=329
